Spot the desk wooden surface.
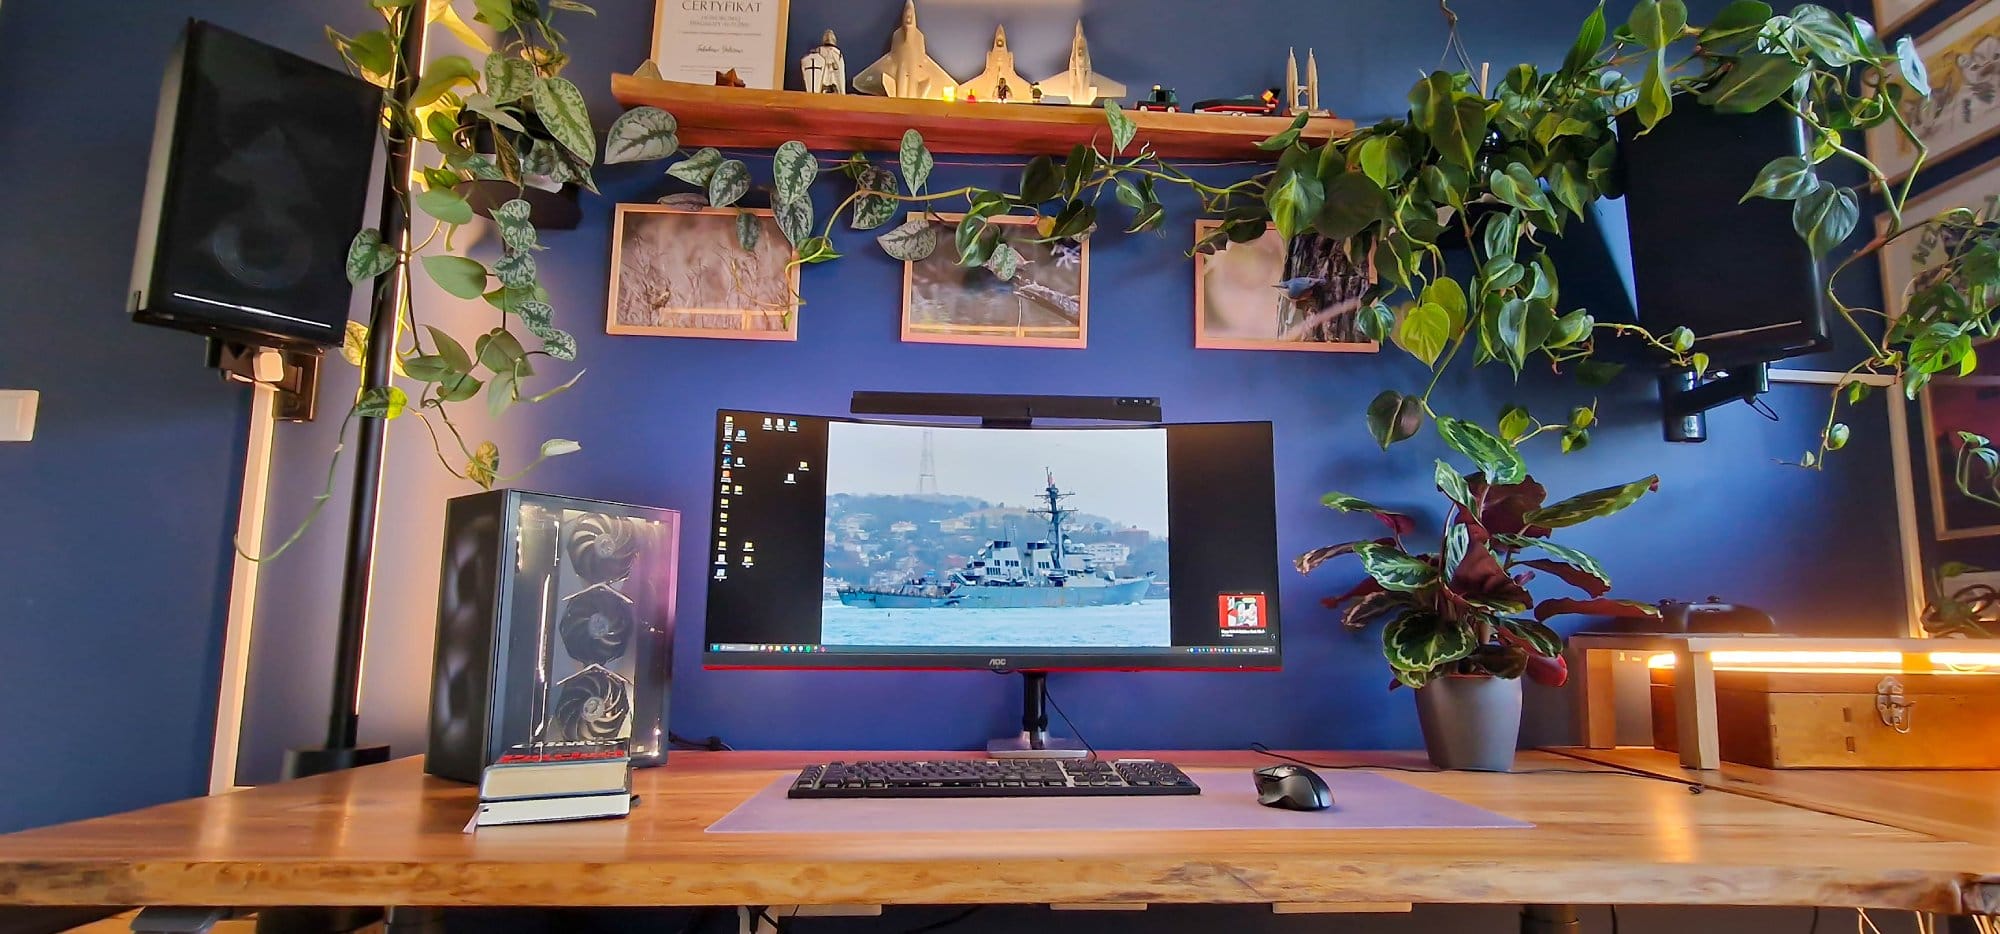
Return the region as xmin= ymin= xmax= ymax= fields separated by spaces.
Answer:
xmin=0 ymin=750 xmax=1996 ymax=913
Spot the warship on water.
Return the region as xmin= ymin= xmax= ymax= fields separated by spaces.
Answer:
xmin=836 ymin=472 xmax=1153 ymax=610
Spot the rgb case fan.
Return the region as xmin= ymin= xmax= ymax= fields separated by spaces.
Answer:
xmin=423 ymin=490 xmax=679 ymax=783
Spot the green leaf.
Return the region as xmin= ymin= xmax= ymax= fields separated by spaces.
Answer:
xmin=1319 ymin=492 xmax=1417 ymax=536
xmin=1845 ymin=380 xmax=1874 ymax=405
xmin=851 ymin=166 xmax=898 ymax=231
xmin=1564 ymin=2 xmax=1607 ymax=74
xmin=345 ymin=228 xmax=396 ymax=284
xmin=411 ymin=54 xmax=478 ymax=108
xmin=538 ymin=329 xmax=577 ymax=362
xmin=776 ymin=195 xmax=813 ymax=247
xmin=355 ymin=385 xmax=409 ymax=419
xmin=1354 ymin=542 xmax=1442 ymax=593
xmin=1255 ymin=125 xmax=1303 ymax=152
xmin=1395 ymin=302 xmax=1451 ymax=367
xmin=1497 ymin=534 xmax=1612 ymax=590
xmin=985 ymin=241 xmax=1023 ymax=281
xmin=1314 ymin=171 xmax=1391 ymax=240
xmin=1636 ymin=61 xmax=1671 ymax=131
xmin=1412 ymin=72 xmax=1488 ymax=170
xmin=475 ymin=328 xmax=527 ymax=373
xmin=1549 ymin=162 xmax=1592 ymax=220
xmin=416 ymin=187 xmax=473 ymax=226
xmin=1436 ymin=416 xmax=1527 ymax=484
xmin=1020 ymin=155 xmax=1060 ymax=203
xmin=492 ymin=250 xmax=536 ymax=289
xmin=1792 ymin=184 xmax=1859 ymax=256
xmin=341 ymin=321 xmax=369 ymax=366
xmin=1897 ymin=35 xmax=1931 ymax=99
xmin=531 ymin=76 xmax=596 ymax=165
xmin=1442 ymin=522 xmax=1471 ymax=580
xmin=461 ymin=92 xmax=524 ymax=133
xmin=466 ymin=439 xmax=500 ymax=488
xmin=899 ymin=129 xmax=933 ymax=193
xmin=1498 ymin=405 xmax=1532 ymax=442
xmin=1627 ymin=0 xmax=1687 ymax=49
xmin=1489 ymin=165 xmax=1552 ymax=214
xmin=666 ymin=147 xmax=724 ymax=186
xmin=1358 ymin=135 xmax=1410 ymax=189
xmin=487 ymin=369 xmax=518 ymax=419
xmin=541 ymin=438 xmax=582 ymax=459
xmin=772 ymin=140 xmax=818 ymax=207
xmin=1742 ymin=155 xmax=1820 ymax=202
xmin=1790 ymin=4 xmax=1862 ymax=66
xmin=1698 ymin=53 xmax=1806 ymax=113
xmin=437 ymin=370 xmax=483 ymax=402
xmin=1366 ymin=389 xmax=1424 ymax=450
xmin=1267 ymin=168 xmax=1324 ymax=240
xmin=473 ymin=0 xmax=515 ymax=30
xmin=1524 ymin=475 xmax=1661 ymax=528
xmin=1435 ymin=459 xmax=1474 ymax=511
xmin=1382 ymin=611 xmax=1475 ymax=674
xmin=1576 ymin=359 xmax=1624 ymax=386
xmin=514 ymin=300 xmax=555 ymax=334
xmin=1422 ymin=278 xmax=1468 ymax=335
xmin=1699 ymin=0 xmax=1772 ymax=55
xmin=604 ymin=107 xmax=679 ymax=164
xmin=1496 ymin=617 xmax=1565 ymax=658
xmin=1826 ymin=422 xmax=1851 ymax=451
xmin=422 ymin=254 xmax=488 ymax=299
xmin=1104 ymin=99 xmax=1137 ymax=154
xmin=708 ymin=158 xmax=752 ymax=208
xmin=877 ymin=217 xmax=940 ymax=262
xmin=485 ymin=52 xmax=534 ymax=103
xmin=734 ymin=210 xmax=762 ymax=251
xmin=490 ymin=199 xmax=537 ymax=253
xmin=797 ymin=236 xmax=841 ymax=263
xmin=1534 ymin=597 xmax=1660 ymax=622
xmin=426 ymin=325 xmax=473 ymax=373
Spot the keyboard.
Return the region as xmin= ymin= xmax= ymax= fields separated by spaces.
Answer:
xmin=787 ymin=758 xmax=1201 ymax=798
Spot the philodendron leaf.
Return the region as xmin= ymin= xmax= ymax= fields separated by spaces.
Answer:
xmin=899 ymin=129 xmax=933 ymax=193
xmin=1523 ymin=475 xmax=1660 ymax=528
xmin=772 ymin=140 xmax=818 ymax=207
xmin=1266 ymin=168 xmax=1324 ymax=240
xmin=775 ymin=197 xmax=813 ymax=247
xmin=1436 ymin=417 xmax=1527 ymax=484
xmin=604 ymin=107 xmax=679 ymax=164
xmin=541 ymin=438 xmax=582 ymax=458
xmin=1793 ymin=184 xmax=1859 ymax=256
xmin=1698 ymin=0 xmax=1772 ymax=55
xmin=1104 ymin=99 xmax=1137 ymax=153
xmin=1382 ymin=611 xmax=1475 ymax=675
xmin=1353 ymin=542 xmax=1441 ymax=593
xmin=355 ymin=386 xmax=409 ymax=419
xmin=1365 ymin=389 xmax=1424 ymax=450
xmin=467 ymin=440 xmax=500 ymax=488
xmin=1320 ymin=491 xmax=1418 ymax=536
xmin=1563 ymin=2 xmax=1606 ymax=74
xmin=1394 ymin=301 xmax=1451 ymax=367
xmin=1897 ymin=35 xmax=1931 ymax=98
xmin=877 ymin=217 xmax=939 ymax=262
xmin=708 ymin=158 xmax=752 ymax=209
xmin=531 ymin=76 xmax=596 ymax=164
xmin=1742 ymin=156 xmax=1819 ymax=202
xmin=346 ymin=228 xmax=396 ymax=283
xmin=1697 ymin=52 xmax=1806 ymax=113
xmin=736 ymin=210 xmax=761 ymax=251
xmin=422 ymin=254 xmax=489 ymax=299
xmin=666 ymin=147 xmax=724 ymax=186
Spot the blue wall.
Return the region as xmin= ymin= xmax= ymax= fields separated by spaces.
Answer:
xmin=232 ymin=0 xmax=1912 ymax=784
xmin=0 ymin=0 xmax=371 ymax=833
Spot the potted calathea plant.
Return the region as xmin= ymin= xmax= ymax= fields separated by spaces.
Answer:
xmin=1296 ymin=418 xmax=1661 ymax=770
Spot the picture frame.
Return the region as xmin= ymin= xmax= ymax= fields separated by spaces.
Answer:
xmin=649 ymin=0 xmax=791 ymax=90
xmin=606 ymin=204 xmax=800 ymax=341
xmin=1919 ymin=372 xmax=2000 ymax=540
xmin=1192 ymin=220 xmax=1379 ymax=352
xmin=1865 ymin=0 xmax=2000 ymax=181
xmin=1873 ymin=0 xmax=1947 ymax=35
xmin=900 ymin=214 xmax=1088 ymax=349
xmin=1874 ymin=153 xmax=2000 ymax=320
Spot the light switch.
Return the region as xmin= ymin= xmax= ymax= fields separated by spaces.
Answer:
xmin=0 ymin=390 xmax=39 ymax=441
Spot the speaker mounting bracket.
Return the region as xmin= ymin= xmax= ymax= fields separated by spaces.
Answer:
xmin=206 ymin=340 xmax=320 ymax=423
xmin=1660 ymin=363 xmax=1769 ymax=443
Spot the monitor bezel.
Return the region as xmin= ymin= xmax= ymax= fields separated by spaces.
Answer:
xmin=699 ymin=410 xmax=1282 ymax=673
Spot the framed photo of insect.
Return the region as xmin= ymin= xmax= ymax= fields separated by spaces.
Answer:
xmin=1192 ymin=221 xmax=1379 ymax=352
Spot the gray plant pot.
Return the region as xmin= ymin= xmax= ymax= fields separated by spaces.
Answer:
xmin=1414 ymin=675 xmax=1523 ymax=771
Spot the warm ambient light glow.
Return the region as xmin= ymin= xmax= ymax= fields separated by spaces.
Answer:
xmin=1646 ymin=650 xmax=2000 ymax=673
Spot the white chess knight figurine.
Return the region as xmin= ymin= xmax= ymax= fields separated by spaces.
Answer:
xmin=854 ymin=0 xmax=959 ymax=99
xmin=1040 ymin=20 xmax=1126 ymax=106
xmin=800 ymin=29 xmax=847 ymax=94
xmin=956 ymin=25 xmax=1032 ymax=103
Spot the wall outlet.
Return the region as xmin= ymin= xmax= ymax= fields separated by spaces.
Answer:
xmin=0 ymin=390 xmax=39 ymax=441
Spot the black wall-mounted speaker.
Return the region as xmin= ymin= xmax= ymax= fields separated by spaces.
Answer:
xmin=1618 ymin=104 xmax=1832 ymax=368
xmin=129 ymin=21 xmax=381 ymax=350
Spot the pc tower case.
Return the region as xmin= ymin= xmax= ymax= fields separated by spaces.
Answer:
xmin=424 ymin=490 xmax=679 ymax=783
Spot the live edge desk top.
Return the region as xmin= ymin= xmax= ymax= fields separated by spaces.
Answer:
xmin=0 ymin=751 xmax=1996 ymax=915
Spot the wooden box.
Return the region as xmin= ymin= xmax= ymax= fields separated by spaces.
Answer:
xmin=1650 ymin=668 xmax=2000 ymax=769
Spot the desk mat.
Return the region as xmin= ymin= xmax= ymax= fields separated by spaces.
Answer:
xmin=706 ymin=768 xmax=1530 ymax=833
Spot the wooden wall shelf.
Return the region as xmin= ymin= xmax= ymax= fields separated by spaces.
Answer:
xmin=610 ymin=75 xmax=1353 ymax=160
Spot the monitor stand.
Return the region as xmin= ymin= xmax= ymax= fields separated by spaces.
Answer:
xmin=988 ymin=671 xmax=1090 ymax=759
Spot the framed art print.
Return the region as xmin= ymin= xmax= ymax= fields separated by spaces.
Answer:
xmin=1876 ymin=155 xmax=2000 ymax=320
xmin=650 ymin=0 xmax=791 ymax=90
xmin=1866 ymin=0 xmax=2000 ymax=181
xmin=1193 ymin=221 xmax=1378 ymax=352
xmin=1874 ymin=0 xmax=1946 ymax=34
xmin=607 ymin=205 xmax=800 ymax=341
xmin=901 ymin=214 xmax=1088 ymax=349
xmin=1920 ymin=373 xmax=2000 ymax=539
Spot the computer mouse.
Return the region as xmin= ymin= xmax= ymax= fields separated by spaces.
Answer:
xmin=1253 ymin=764 xmax=1333 ymax=811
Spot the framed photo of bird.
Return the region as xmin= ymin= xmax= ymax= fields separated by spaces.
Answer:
xmin=900 ymin=213 xmax=1088 ymax=349
xmin=1192 ymin=221 xmax=1379 ymax=353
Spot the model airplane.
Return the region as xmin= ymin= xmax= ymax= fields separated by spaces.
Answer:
xmin=853 ymin=1 xmax=959 ymax=99
xmin=1039 ymin=21 xmax=1125 ymax=106
xmin=956 ymin=26 xmax=1032 ymax=102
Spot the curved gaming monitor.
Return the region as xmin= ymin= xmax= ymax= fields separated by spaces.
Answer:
xmin=701 ymin=410 xmax=1281 ymax=672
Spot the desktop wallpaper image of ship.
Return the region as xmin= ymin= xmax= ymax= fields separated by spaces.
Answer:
xmin=821 ymin=422 xmax=1170 ymax=649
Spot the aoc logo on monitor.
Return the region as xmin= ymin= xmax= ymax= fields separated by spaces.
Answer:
xmin=987 ymin=658 xmax=1011 ymax=670
xmin=1218 ymin=594 xmax=1267 ymax=631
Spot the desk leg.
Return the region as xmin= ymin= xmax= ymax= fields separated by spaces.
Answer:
xmin=1672 ymin=647 xmax=1720 ymax=770
xmin=1575 ymin=648 xmax=1618 ymax=749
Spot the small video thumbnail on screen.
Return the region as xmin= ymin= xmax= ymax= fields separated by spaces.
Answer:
xmin=819 ymin=422 xmax=1171 ymax=649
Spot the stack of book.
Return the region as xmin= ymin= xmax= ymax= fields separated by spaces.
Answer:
xmin=474 ymin=741 xmax=635 ymax=828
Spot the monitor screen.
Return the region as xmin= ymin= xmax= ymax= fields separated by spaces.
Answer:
xmin=703 ymin=410 xmax=1281 ymax=670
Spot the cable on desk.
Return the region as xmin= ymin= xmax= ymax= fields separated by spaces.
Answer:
xmin=670 ymin=731 xmax=734 ymax=751
xmin=899 ymin=906 xmax=984 ymax=934
xmin=1246 ymin=743 xmax=1708 ymax=792
xmin=1041 ymin=680 xmax=1100 ymax=763
xmin=1610 ymin=904 xmax=1620 ymax=934
xmin=1807 ymin=906 xmax=1820 ymax=934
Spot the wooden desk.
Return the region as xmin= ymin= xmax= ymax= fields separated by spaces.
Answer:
xmin=0 ymin=751 xmax=1996 ymax=915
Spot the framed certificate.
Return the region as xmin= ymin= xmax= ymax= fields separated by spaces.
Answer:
xmin=650 ymin=0 xmax=792 ymax=90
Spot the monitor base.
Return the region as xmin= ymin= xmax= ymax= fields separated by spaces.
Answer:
xmin=987 ymin=732 xmax=1090 ymax=760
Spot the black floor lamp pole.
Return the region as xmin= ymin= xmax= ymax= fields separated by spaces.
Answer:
xmin=279 ymin=7 xmax=425 ymax=782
